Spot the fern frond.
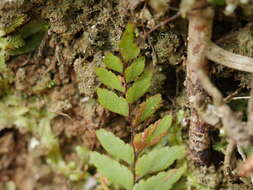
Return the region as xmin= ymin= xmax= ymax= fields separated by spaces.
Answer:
xmin=4 ymin=35 xmax=25 ymax=50
xmin=0 ymin=14 xmax=27 ymax=37
xmin=18 ymin=19 xmax=49 ymax=39
xmin=0 ymin=51 xmax=6 ymax=71
xmin=8 ymin=31 xmax=45 ymax=56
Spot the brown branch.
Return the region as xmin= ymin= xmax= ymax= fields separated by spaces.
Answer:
xmin=217 ymin=105 xmax=251 ymax=147
xmin=206 ymin=42 xmax=253 ymax=73
xmin=224 ymin=87 xmax=243 ymax=103
xmin=186 ymin=0 xmax=214 ymax=165
xmin=187 ymin=0 xmax=253 ymax=160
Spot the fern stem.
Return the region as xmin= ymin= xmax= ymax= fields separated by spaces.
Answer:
xmin=129 ymin=111 xmax=138 ymax=184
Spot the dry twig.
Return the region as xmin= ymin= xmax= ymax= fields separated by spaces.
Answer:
xmin=224 ymin=139 xmax=235 ymax=175
xmin=206 ymin=42 xmax=253 ymax=73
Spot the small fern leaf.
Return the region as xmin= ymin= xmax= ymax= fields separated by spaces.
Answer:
xmin=138 ymin=94 xmax=162 ymax=123
xmin=5 ymin=35 xmax=25 ymax=50
xmin=8 ymin=31 xmax=45 ymax=55
xmin=149 ymin=115 xmax=172 ymax=142
xmin=0 ymin=14 xmax=27 ymax=37
xmin=125 ymin=56 xmax=145 ymax=82
xmin=133 ymin=115 xmax=173 ymax=152
xmin=96 ymin=129 xmax=134 ymax=165
xmin=90 ymin=152 xmax=134 ymax=190
xmin=0 ymin=51 xmax=5 ymax=70
xmin=136 ymin=146 xmax=186 ymax=177
xmin=0 ymin=38 xmax=7 ymax=49
xmin=95 ymin=68 xmax=125 ymax=92
xmin=119 ymin=23 xmax=140 ymax=62
xmin=104 ymin=53 xmax=123 ymax=73
xmin=126 ymin=70 xmax=152 ymax=103
xmin=133 ymin=163 xmax=187 ymax=190
xmin=19 ymin=19 xmax=49 ymax=39
xmin=97 ymin=88 xmax=129 ymax=116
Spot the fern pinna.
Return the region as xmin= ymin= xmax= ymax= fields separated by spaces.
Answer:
xmin=92 ymin=23 xmax=186 ymax=190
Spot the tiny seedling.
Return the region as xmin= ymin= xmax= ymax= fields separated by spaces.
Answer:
xmin=92 ymin=23 xmax=186 ymax=190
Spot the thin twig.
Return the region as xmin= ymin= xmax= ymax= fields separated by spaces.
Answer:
xmin=238 ymin=145 xmax=246 ymax=160
xmin=224 ymin=139 xmax=235 ymax=176
xmin=142 ymin=12 xmax=181 ymax=41
xmin=224 ymin=87 xmax=243 ymax=102
xmin=232 ymin=96 xmax=251 ymax=100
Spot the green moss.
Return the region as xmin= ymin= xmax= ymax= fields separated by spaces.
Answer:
xmin=0 ymin=19 xmax=49 ymax=94
xmin=154 ymin=31 xmax=182 ymax=65
xmin=0 ymin=13 xmax=26 ymax=37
